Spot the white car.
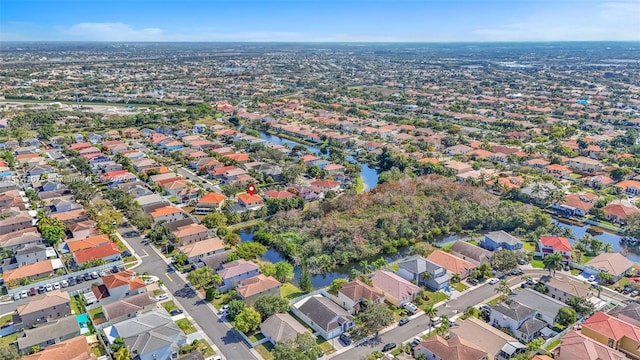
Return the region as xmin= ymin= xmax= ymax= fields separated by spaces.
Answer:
xmin=13 ymin=293 xmax=21 ymax=301
xmin=45 ymin=283 xmax=53 ymax=292
xmin=488 ymin=278 xmax=499 ymax=285
xmin=144 ymin=278 xmax=156 ymax=285
xmin=53 ymin=282 xmax=61 ymax=290
xmin=587 ymin=275 xmax=596 ymax=282
xmin=156 ymin=294 xmax=169 ymax=301
xmin=20 ymin=290 xmax=28 ymax=299
xmin=61 ymin=280 xmax=69 ymax=288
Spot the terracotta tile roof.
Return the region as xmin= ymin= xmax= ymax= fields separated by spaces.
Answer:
xmin=101 ymin=270 xmax=146 ymax=291
xmin=583 ymin=311 xmax=640 ymax=342
xmin=149 ymin=205 xmax=183 ymax=218
xmin=602 ymin=203 xmax=640 ymax=219
xmin=561 ymin=193 xmax=596 ymax=211
xmin=539 ymin=236 xmax=572 ymax=252
xmin=173 ymin=223 xmax=208 ymax=238
xmin=51 ymin=208 xmax=87 ymax=222
xmin=554 ymin=330 xmax=626 ymax=360
xmin=3 ymin=259 xmax=54 ymax=281
xmin=427 ymin=250 xmax=477 ymax=275
xmin=73 ymin=242 xmax=120 ymax=264
xmin=92 ymin=284 xmax=110 ymax=300
xmin=417 ymin=335 xmax=488 ymax=360
xmin=22 ymin=335 xmax=93 ymax=360
xmin=238 ymin=193 xmax=264 ymax=204
xmin=237 ymin=274 xmax=282 ymax=298
xmin=198 ymin=192 xmax=226 ymax=204
xmin=324 ymin=164 xmax=345 ymax=171
xmin=66 ymin=234 xmax=111 ymax=252
xmin=263 ymin=190 xmax=295 ymax=199
xmin=310 ymin=179 xmax=340 ymax=188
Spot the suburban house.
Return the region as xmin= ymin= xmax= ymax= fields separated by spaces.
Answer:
xmin=615 ymin=180 xmax=640 ymax=196
xmin=609 ymin=302 xmax=640 ymax=327
xmin=397 ymin=255 xmax=451 ymax=291
xmin=413 ymin=335 xmax=488 ymax=360
xmin=370 ymin=270 xmax=421 ymax=307
xmin=581 ymin=312 xmax=640 ymax=359
xmin=3 ymin=259 xmax=63 ymax=283
xmin=337 ymin=279 xmax=385 ymax=314
xmin=0 ymin=211 xmax=34 ymax=234
xmin=91 ymin=270 xmax=147 ymax=304
xmin=0 ymin=229 xmax=44 ymax=251
xmin=72 ymin=242 xmax=121 ymax=266
xmin=427 ymin=250 xmax=477 ymax=280
xmin=452 ymin=317 xmax=527 ymax=360
xmin=537 ymin=236 xmax=572 ymax=260
xmin=102 ymin=310 xmax=187 ymax=360
xmin=178 ymin=237 xmax=225 ymax=263
xmin=16 ymin=316 xmax=80 ymax=355
xmin=552 ymin=193 xmax=596 ymax=217
xmin=102 ymin=292 xmax=158 ymax=325
xmin=64 ymin=234 xmax=111 ymax=253
xmin=260 ymin=313 xmax=313 ymax=345
xmin=237 ymin=193 xmax=265 ymax=210
xmin=511 ymin=288 xmax=567 ymax=325
xmin=14 ymin=290 xmax=71 ymax=329
xmin=482 ymin=231 xmax=523 ymax=251
xmin=22 ymin=335 xmax=95 ymax=360
xmin=450 ymin=240 xmax=493 ymax=264
xmin=601 ymin=202 xmax=640 ymax=224
xmin=172 ymin=223 xmax=210 ymax=245
xmin=293 ymin=295 xmax=354 ymax=340
xmin=539 ymin=275 xmax=594 ymax=303
xmin=583 ymin=253 xmax=634 ymax=282
xmin=553 ymin=330 xmax=627 ymax=360
xmin=310 ymin=179 xmax=341 ymax=194
xmin=568 ymin=156 xmax=603 ymax=172
xmin=489 ymin=302 xmax=547 ymax=343
xmin=236 ymin=274 xmax=282 ymax=305
xmin=193 ymin=192 xmax=226 ymax=214
xmin=149 ymin=205 xmax=185 ymax=223
xmin=216 ymin=259 xmax=260 ymax=291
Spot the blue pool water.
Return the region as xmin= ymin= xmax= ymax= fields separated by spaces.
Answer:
xmin=76 ymin=314 xmax=90 ymax=334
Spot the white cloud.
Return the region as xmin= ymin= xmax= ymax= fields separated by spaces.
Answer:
xmin=63 ymin=22 xmax=165 ymax=41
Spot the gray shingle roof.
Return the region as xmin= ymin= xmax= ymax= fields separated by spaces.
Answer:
xmin=297 ymin=296 xmax=353 ymax=332
xmin=491 ymin=302 xmax=536 ymax=322
xmin=485 ymin=231 xmax=522 ymax=246
xmin=450 ymin=240 xmax=493 ymax=263
xmin=17 ymin=316 xmax=80 ymax=350
xmin=511 ymin=288 xmax=566 ymax=322
xmin=517 ymin=317 xmax=547 ymax=336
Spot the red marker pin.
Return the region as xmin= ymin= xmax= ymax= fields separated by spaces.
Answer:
xmin=247 ymin=184 xmax=256 ymax=196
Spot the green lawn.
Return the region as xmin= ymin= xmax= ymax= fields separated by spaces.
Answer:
xmin=487 ymin=296 xmax=501 ymax=306
xmin=161 ymin=300 xmax=179 ymax=313
xmin=90 ymin=343 xmax=106 ymax=357
xmin=452 ymin=282 xmax=469 ymax=292
xmin=0 ymin=313 xmax=13 ymax=326
xmin=0 ymin=333 xmax=17 ymax=347
xmin=531 ymin=259 xmax=545 ymax=269
xmin=281 ymin=283 xmax=304 ymax=300
xmin=613 ymin=277 xmax=629 ymax=289
xmin=255 ymin=342 xmax=275 ymax=360
xmin=247 ymin=331 xmax=265 ymax=342
xmin=467 ymin=240 xmax=479 ymax=246
xmin=316 ymin=336 xmax=336 ymax=355
xmin=570 ymin=269 xmax=581 ymax=276
xmin=88 ymin=306 xmax=104 ymax=320
xmin=70 ymin=296 xmax=84 ymax=315
xmin=523 ymin=241 xmax=537 ymax=252
xmin=388 ymin=263 xmax=399 ymax=272
xmin=439 ymin=242 xmax=454 ymax=251
xmin=419 ymin=290 xmax=449 ymax=308
xmin=546 ymin=338 xmax=561 ymax=351
xmin=176 ymin=318 xmax=197 ymax=334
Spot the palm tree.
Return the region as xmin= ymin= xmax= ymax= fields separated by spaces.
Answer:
xmin=603 ymin=243 xmax=613 ymax=253
xmin=542 ymin=253 xmax=564 ymax=276
xmin=495 ymin=280 xmax=512 ymax=301
xmin=597 ymin=271 xmax=614 ymax=285
xmin=424 ymin=305 xmax=438 ymax=336
xmin=436 ymin=315 xmax=450 ymax=338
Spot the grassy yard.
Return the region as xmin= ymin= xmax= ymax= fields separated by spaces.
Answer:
xmin=161 ymin=300 xmax=179 ymax=313
xmin=486 ymin=296 xmax=501 ymax=306
xmin=176 ymin=318 xmax=197 ymax=335
xmin=211 ymin=290 xmax=236 ymax=310
xmin=88 ymin=306 xmax=104 ymax=321
xmin=388 ymin=263 xmax=399 ymax=272
xmin=467 ymin=240 xmax=479 ymax=246
xmin=439 ymin=242 xmax=454 ymax=251
xmin=316 ymin=336 xmax=335 ymax=355
xmin=613 ymin=277 xmax=629 ymax=289
xmin=570 ymin=269 xmax=581 ymax=276
xmin=523 ymin=241 xmax=537 ymax=252
xmin=255 ymin=342 xmax=275 ymax=360
xmin=281 ymin=283 xmax=304 ymax=300
xmin=0 ymin=313 xmax=13 ymax=326
xmin=452 ymin=282 xmax=468 ymax=292
xmin=247 ymin=330 xmax=265 ymax=343
xmin=0 ymin=333 xmax=17 ymax=348
xmin=419 ymin=290 xmax=449 ymax=308
xmin=546 ymin=338 xmax=561 ymax=351
xmin=90 ymin=342 xmax=106 ymax=357
xmin=531 ymin=259 xmax=545 ymax=269
xmin=70 ymin=295 xmax=84 ymax=315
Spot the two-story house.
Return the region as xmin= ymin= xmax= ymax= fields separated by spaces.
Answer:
xmin=370 ymin=270 xmax=421 ymax=307
xmin=581 ymin=312 xmax=640 ymax=359
xmin=16 ymin=316 xmax=80 ymax=355
xmin=489 ymin=302 xmax=547 ymax=343
xmin=397 ymin=255 xmax=451 ymax=291
xmin=237 ymin=193 xmax=265 ymax=210
xmin=0 ymin=212 xmax=34 ymax=235
xmin=427 ymin=250 xmax=477 ymax=280
xmin=537 ymin=236 xmax=572 ymax=260
xmin=216 ymin=259 xmax=260 ymax=291
xmin=14 ymin=290 xmax=71 ymax=329
xmin=178 ymin=237 xmax=225 ymax=263
xmin=91 ymin=270 xmax=146 ymax=305
xmin=172 ymin=223 xmax=210 ymax=245
xmin=236 ymin=274 xmax=282 ymax=306
xmin=193 ymin=192 xmax=226 ymax=214
xmin=337 ymin=279 xmax=385 ymax=314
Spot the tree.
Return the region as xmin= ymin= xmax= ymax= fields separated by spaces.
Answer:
xmin=173 ymin=253 xmax=189 ymax=266
xmin=201 ymin=212 xmax=227 ymax=229
xmin=527 ymin=337 xmax=545 ymax=353
xmin=274 ymin=261 xmax=294 ymax=283
xmin=234 ymin=307 xmax=262 ymax=333
xmin=186 ymin=267 xmax=215 ymax=289
xmin=542 ymin=253 xmax=564 ymax=276
xmin=351 ymin=302 xmax=395 ymax=340
xmin=0 ymin=345 xmax=20 ymax=360
xmin=328 ymin=278 xmax=347 ymax=294
xmin=37 ymin=215 xmax=67 ymax=246
xmin=556 ymin=307 xmax=578 ymax=327
xmin=30 ymin=345 xmax=40 ymax=354
xmin=299 ymin=263 xmax=313 ymax=293
xmin=235 ymin=242 xmax=267 ymax=260
xmin=113 ymin=347 xmax=130 ymax=360
xmin=254 ymin=295 xmax=290 ymax=319
xmin=495 ymin=280 xmax=512 ymax=301
xmin=567 ymin=296 xmax=595 ymax=316
xmin=226 ymin=300 xmax=247 ymax=321
xmin=435 ymin=315 xmax=450 ymax=338
xmin=424 ymin=305 xmax=438 ymax=335
xmin=597 ymin=271 xmax=614 ymax=285
xmin=224 ymin=232 xmax=241 ymax=247
xmin=273 ymin=332 xmax=322 ymax=360
xmin=492 ymin=250 xmax=524 ymax=272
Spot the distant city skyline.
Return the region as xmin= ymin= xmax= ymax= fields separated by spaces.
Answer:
xmin=1 ymin=0 xmax=639 ymax=42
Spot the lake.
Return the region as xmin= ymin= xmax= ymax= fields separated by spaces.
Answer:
xmin=257 ymin=131 xmax=379 ymax=191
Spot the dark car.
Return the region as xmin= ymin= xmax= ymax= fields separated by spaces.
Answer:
xmin=123 ymin=231 xmax=138 ymax=238
xmin=121 ymin=251 xmax=132 ymax=258
xmin=76 ymin=275 xmax=85 ymax=283
xmin=83 ymin=273 xmax=92 ymax=281
xmin=68 ymin=277 xmax=76 ymax=286
xmin=382 ymin=343 xmax=397 ymax=352
xmin=398 ymin=317 xmax=410 ymax=326
xmin=511 ymin=269 xmax=523 ymax=275
xmin=112 ymin=266 xmax=120 ymax=273
xmin=339 ymin=334 xmax=352 ymax=346
xmin=37 ymin=285 xmax=46 ymax=294
xmin=467 ymin=277 xmax=479 ymax=285
xmin=29 ymin=287 xmax=37 ymax=296
xmin=141 ymin=240 xmax=149 ymax=245
xmin=170 ymin=309 xmax=184 ymax=316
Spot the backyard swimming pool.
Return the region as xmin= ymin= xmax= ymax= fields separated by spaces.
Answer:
xmin=76 ymin=314 xmax=90 ymax=335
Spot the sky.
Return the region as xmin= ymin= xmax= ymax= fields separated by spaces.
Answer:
xmin=1 ymin=0 xmax=639 ymax=42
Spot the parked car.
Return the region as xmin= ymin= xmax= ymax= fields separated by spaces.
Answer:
xmin=430 ymin=316 xmax=442 ymax=325
xmin=90 ymin=272 xmax=99 ymax=279
xmin=398 ymin=317 xmax=410 ymax=326
xmin=467 ymin=277 xmax=479 ymax=285
xmin=76 ymin=275 xmax=85 ymax=283
xmin=53 ymin=282 xmax=61 ymax=290
xmin=97 ymin=270 xmax=106 ymax=277
xmin=488 ymin=278 xmax=499 ymax=285
xmin=411 ymin=337 xmax=422 ymax=347
xmin=121 ymin=251 xmax=132 ymax=258
xmin=382 ymin=343 xmax=397 ymax=352
xmin=631 ymin=290 xmax=639 ymax=297
xmin=588 ymin=275 xmax=596 ymax=282
xmin=83 ymin=273 xmax=92 ymax=281
xmin=112 ymin=266 xmax=120 ymax=273
xmin=45 ymin=283 xmax=53 ymax=292
xmin=511 ymin=269 xmax=523 ymax=275
xmin=28 ymin=288 xmax=37 ymax=296
xmin=526 ymin=279 xmax=536 ymax=286
xmin=564 ymin=265 xmax=570 ymax=271
xmin=61 ymin=280 xmax=69 ymax=288
xmin=156 ymin=294 xmax=169 ymax=301
xmin=403 ymin=302 xmax=418 ymax=314
xmin=37 ymin=285 xmax=46 ymax=294
xmin=339 ymin=334 xmax=352 ymax=346
xmin=144 ymin=278 xmax=156 ymax=285
xmin=12 ymin=293 xmax=21 ymax=301
xmin=123 ymin=231 xmax=138 ymax=238
xmin=170 ymin=309 xmax=183 ymax=316
xmin=68 ymin=277 xmax=76 ymax=286
xmin=20 ymin=290 xmax=28 ymax=299
xmin=141 ymin=240 xmax=149 ymax=246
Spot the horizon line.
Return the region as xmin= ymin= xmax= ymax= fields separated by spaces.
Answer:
xmin=2 ymin=40 xmax=640 ymax=44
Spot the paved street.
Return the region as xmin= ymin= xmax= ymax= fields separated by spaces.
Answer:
xmin=119 ymin=226 xmax=258 ymax=360
xmin=175 ymin=166 xmax=223 ymax=193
